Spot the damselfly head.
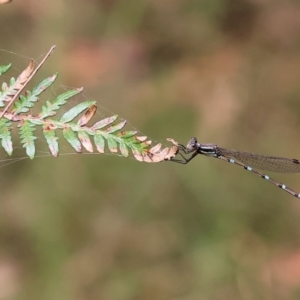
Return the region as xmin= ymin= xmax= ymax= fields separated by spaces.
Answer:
xmin=186 ymin=137 xmax=198 ymax=151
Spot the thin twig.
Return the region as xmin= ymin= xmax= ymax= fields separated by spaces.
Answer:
xmin=0 ymin=45 xmax=56 ymax=120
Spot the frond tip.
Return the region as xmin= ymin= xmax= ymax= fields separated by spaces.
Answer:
xmin=137 ymin=138 xmax=179 ymax=163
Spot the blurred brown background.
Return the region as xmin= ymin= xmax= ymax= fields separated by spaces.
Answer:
xmin=1 ymin=0 xmax=300 ymax=299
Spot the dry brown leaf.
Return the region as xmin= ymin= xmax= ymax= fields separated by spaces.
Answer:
xmin=166 ymin=138 xmax=178 ymax=147
xmin=136 ymin=136 xmax=147 ymax=142
xmin=149 ymin=143 xmax=162 ymax=153
xmin=141 ymin=138 xmax=179 ymax=163
xmin=78 ymin=104 xmax=97 ymax=126
xmin=78 ymin=132 xmax=93 ymax=153
xmin=151 ymin=154 xmax=166 ymax=163
xmin=164 ymin=138 xmax=179 ymax=161
xmin=132 ymin=150 xmax=144 ymax=162
xmin=17 ymin=60 xmax=35 ymax=86
xmin=3 ymin=60 xmax=35 ymax=104
xmin=163 ymin=145 xmax=178 ymax=161
xmin=143 ymin=154 xmax=154 ymax=163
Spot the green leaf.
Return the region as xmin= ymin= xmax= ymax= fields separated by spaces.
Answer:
xmin=1 ymin=82 xmax=8 ymax=91
xmin=78 ymin=130 xmax=93 ymax=152
xmin=117 ymin=131 xmax=137 ymax=138
xmin=60 ymin=100 xmax=96 ymax=123
xmin=105 ymin=120 xmax=127 ymax=133
xmin=19 ymin=120 xmax=37 ymax=159
xmin=32 ymin=73 xmax=57 ymax=96
xmin=28 ymin=119 xmax=44 ymax=126
xmin=0 ymin=77 xmax=16 ymax=107
xmin=0 ymin=118 xmax=12 ymax=155
xmin=107 ymin=136 xmax=118 ymax=153
xmin=94 ymin=134 xmax=105 ymax=153
xmin=91 ymin=115 xmax=118 ymax=130
xmin=43 ymin=126 xmax=59 ymax=157
xmin=12 ymin=74 xmax=58 ymax=115
xmin=118 ymin=140 xmax=129 ymax=157
xmin=126 ymin=137 xmax=151 ymax=155
xmin=63 ymin=127 xmax=81 ymax=152
xmin=13 ymin=94 xmax=34 ymax=113
xmin=39 ymin=88 xmax=83 ymax=119
xmin=0 ymin=64 xmax=11 ymax=76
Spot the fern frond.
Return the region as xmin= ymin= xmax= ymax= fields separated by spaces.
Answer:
xmin=78 ymin=130 xmax=93 ymax=152
xmin=62 ymin=127 xmax=82 ymax=152
xmin=60 ymin=101 xmax=97 ymax=123
xmin=0 ymin=118 xmax=12 ymax=155
xmin=0 ymin=60 xmax=34 ymax=107
xmin=39 ymin=88 xmax=83 ymax=119
xmin=0 ymin=64 xmax=11 ymax=76
xmin=94 ymin=134 xmax=105 ymax=153
xmin=12 ymin=73 xmax=57 ymax=115
xmin=91 ymin=115 xmax=118 ymax=130
xmin=0 ymin=59 xmax=179 ymax=163
xmin=42 ymin=124 xmax=59 ymax=157
xmin=19 ymin=120 xmax=37 ymax=159
xmin=77 ymin=104 xmax=97 ymax=126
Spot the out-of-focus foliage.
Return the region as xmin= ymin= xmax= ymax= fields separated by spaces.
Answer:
xmin=1 ymin=0 xmax=300 ymax=299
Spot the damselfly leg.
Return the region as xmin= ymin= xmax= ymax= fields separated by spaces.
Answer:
xmin=170 ymin=143 xmax=199 ymax=164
